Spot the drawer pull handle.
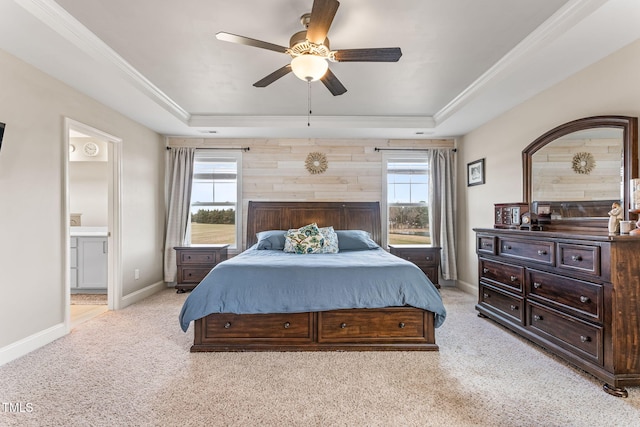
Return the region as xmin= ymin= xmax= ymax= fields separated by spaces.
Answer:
xmin=571 ymin=255 xmax=583 ymax=262
xmin=398 ymin=322 xmax=405 ymax=329
xmin=483 ymin=268 xmax=489 ymax=274
xmin=537 ymin=250 xmax=547 ymax=256
xmin=483 ymin=242 xmax=491 ymax=247
xmin=580 ymin=335 xmax=591 ymax=343
xmin=224 ymin=322 xmax=231 ymax=329
xmin=533 ymin=282 xmax=541 ymax=289
xmin=483 ymin=293 xmax=489 ymax=299
xmin=504 ymin=245 xmax=512 ymax=250
xmin=510 ymin=305 xmax=518 ymax=311
xmin=510 ymin=275 xmax=517 ymax=282
xmin=283 ymin=322 xmax=290 ymax=329
xmin=580 ymin=296 xmax=590 ymax=303
xmin=340 ymin=322 xmax=347 ymax=329
xmin=533 ymin=315 xmax=543 ymax=321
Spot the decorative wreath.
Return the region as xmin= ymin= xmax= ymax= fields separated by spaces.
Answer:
xmin=571 ymin=152 xmax=596 ymax=175
xmin=305 ymin=152 xmax=328 ymax=174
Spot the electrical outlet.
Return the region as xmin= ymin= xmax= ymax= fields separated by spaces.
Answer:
xmin=134 ymin=269 xmax=140 ymax=280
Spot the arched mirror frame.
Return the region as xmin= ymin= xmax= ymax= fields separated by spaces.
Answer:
xmin=523 ymin=115 xmax=638 ymax=225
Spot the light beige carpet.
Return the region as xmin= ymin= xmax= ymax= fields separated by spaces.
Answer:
xmin=1 ymin=288 xmax=638 ymax=426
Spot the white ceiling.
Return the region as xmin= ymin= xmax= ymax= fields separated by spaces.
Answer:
xmin=2 ymin=0 xmax=640 ymax=139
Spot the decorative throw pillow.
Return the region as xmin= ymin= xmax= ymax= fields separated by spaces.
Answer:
xmin=284 ymin=223 xmax=325 ymax=254
xmin=319 ymin=226 xmax=339 ymax=253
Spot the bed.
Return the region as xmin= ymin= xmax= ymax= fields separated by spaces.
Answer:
xmin=179 ymin=201 xmax=446 ymax=352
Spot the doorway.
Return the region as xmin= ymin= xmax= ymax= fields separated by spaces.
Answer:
xmin=64 ymin=119 xmax=122 ymax=331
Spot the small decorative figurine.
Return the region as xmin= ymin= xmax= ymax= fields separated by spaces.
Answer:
xmin=608 ymin=202 xmax=623 ymax=234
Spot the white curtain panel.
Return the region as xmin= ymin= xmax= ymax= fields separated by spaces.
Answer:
xmin=428 ymin=149 xmax=458 ymax=280
xmin=163 ymin=147 xmax=195 ymax=283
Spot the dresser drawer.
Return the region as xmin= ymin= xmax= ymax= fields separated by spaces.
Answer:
xmin=498 ymin=237 xmax=554 ymax=266
xmin=557 ymin=244 xmax=600 ymax=276
xmin=527 ymin=269 xmax=603 ymax=322
xmin=477 ymin=234 xmax=496 ymax=255
xmin=179 ymin=250 xmax=219 ymax=265
xmin=479 ymin=258 xmax=524 ymax=293
xmin=527 ymin=302 xmax=603 ymax=365
xmin=202 ymin=312 xmax=312 ymax=340
xmin=318 ymin=308 xmax=428 ymax=342
xmin=479 ymin=284 xmax=524 ymax=325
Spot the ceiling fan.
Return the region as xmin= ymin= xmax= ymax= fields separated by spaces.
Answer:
xmin=216 ymin=0 xmax=402 ymax=96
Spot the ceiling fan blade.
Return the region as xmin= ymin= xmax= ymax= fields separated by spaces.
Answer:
xmin=333 ymin=47 xmax=402 ymax=62
xmin=306 ymin=0 xmax=340 ymax=45
xmin=253 ymin=65 xmax=292 ymax=87
xmin=320 ymin=68 xmax=347 ymax=96
xmin=216 ymin=32 xmax=288 ymax=54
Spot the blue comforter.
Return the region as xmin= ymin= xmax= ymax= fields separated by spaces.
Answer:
xmin=179 ymin=247 xmax=446 ymax=331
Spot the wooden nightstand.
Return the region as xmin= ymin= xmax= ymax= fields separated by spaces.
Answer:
xmin=174 ymin=245 xmax=229 ymax=293
xmin=388 ymin=245 xmax=441 ymax=289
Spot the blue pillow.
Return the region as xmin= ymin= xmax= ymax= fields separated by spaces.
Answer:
xmin=336 ymin=230 xmax=379 ymax=251
xmin=255 ymin=230 xmax=287 ymax=250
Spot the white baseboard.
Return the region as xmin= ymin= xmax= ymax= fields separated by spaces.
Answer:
xmin=0 ymin=323 xmax=66 ymax=367
xmin=455 ymin=279 xmax=477 ymax=295
xmin=120 ymin=280 xmax=166 ymax=309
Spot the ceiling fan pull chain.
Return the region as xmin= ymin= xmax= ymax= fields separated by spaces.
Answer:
xmin=308 ymin=81 xmax=312 ymax=127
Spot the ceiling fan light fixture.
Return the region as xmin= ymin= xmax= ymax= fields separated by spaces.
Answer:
xmin=291 ymin=54 xmax=328 ymax=82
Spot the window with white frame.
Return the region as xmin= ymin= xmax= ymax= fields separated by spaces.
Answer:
xmin=189 ymin=150 xmax=242 ymax=249
xmin=384 ymin=156 xmax=431 ymax=245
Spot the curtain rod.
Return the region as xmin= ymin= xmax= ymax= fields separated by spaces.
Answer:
xmin=374 ymin=147 xmax=456 ymax=152
xmin=166 ymin=146 xmax=250 ymax=152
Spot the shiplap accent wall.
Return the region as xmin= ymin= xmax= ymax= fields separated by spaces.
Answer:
xmin=167 ymin=137 xmax=454 ymax=246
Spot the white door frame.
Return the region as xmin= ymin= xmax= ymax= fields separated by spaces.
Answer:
xmin=63 ymin=118 xmax=123 ymax=331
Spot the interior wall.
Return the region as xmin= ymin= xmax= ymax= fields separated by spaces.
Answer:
xmin=456 ymin=38 xmax=640 ymax=293
xmin=167 ymin=137 xmax=455 ymax=249
xmin=0 ymin=48 xmax=165 ymax=352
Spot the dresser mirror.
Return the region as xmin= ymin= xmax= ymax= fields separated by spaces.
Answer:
xmin=522 ymin=116 xmax=638 ymax=229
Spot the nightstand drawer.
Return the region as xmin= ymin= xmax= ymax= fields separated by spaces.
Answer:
xmin=174 ymin=245 xmax=229 ymax=292
xmin=388 ymin=245 xmax=441 ymax=288
xmin=179 ymin=250 xmax=219 ymax=265
xmin=178 ymin=267 xmax=212 ymax=284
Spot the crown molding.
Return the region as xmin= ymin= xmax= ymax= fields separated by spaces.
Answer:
xmin=434 ymin=0 xmax=609 ymax=125
xmin=14 ymin=0 xmax=190 ymax=123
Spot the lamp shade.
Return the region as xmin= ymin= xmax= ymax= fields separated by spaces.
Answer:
xmin=291 ymin=55 xmax=328 ymax=82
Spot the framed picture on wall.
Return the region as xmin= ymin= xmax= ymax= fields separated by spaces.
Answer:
xmin=467 ymin=158 xmax=485 ymax=186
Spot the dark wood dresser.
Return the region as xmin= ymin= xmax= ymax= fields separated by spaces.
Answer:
xmin=474 ymin=228 xmax=640 ymax=397
xmin=388 ymin=245 xmax=441 ymax=288
xmin=174 ymin=245 xmax=229 ymax=293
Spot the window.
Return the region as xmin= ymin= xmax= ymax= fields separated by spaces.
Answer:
xmin=384 ymin=156 xmax=430 ymax=245
xmin=189 ymin=150 xmax=242 ymax=249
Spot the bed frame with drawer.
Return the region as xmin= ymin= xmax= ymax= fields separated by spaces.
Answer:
xmin=190 ymin=201 xmax=439 ymax=352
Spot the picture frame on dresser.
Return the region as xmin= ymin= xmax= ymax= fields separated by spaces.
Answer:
xmin=467 ymin=158 xmax=485 ymax=186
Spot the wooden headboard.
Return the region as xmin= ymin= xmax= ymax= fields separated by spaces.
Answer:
xmin=246 ymin=201 xmax=381 ymax=248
